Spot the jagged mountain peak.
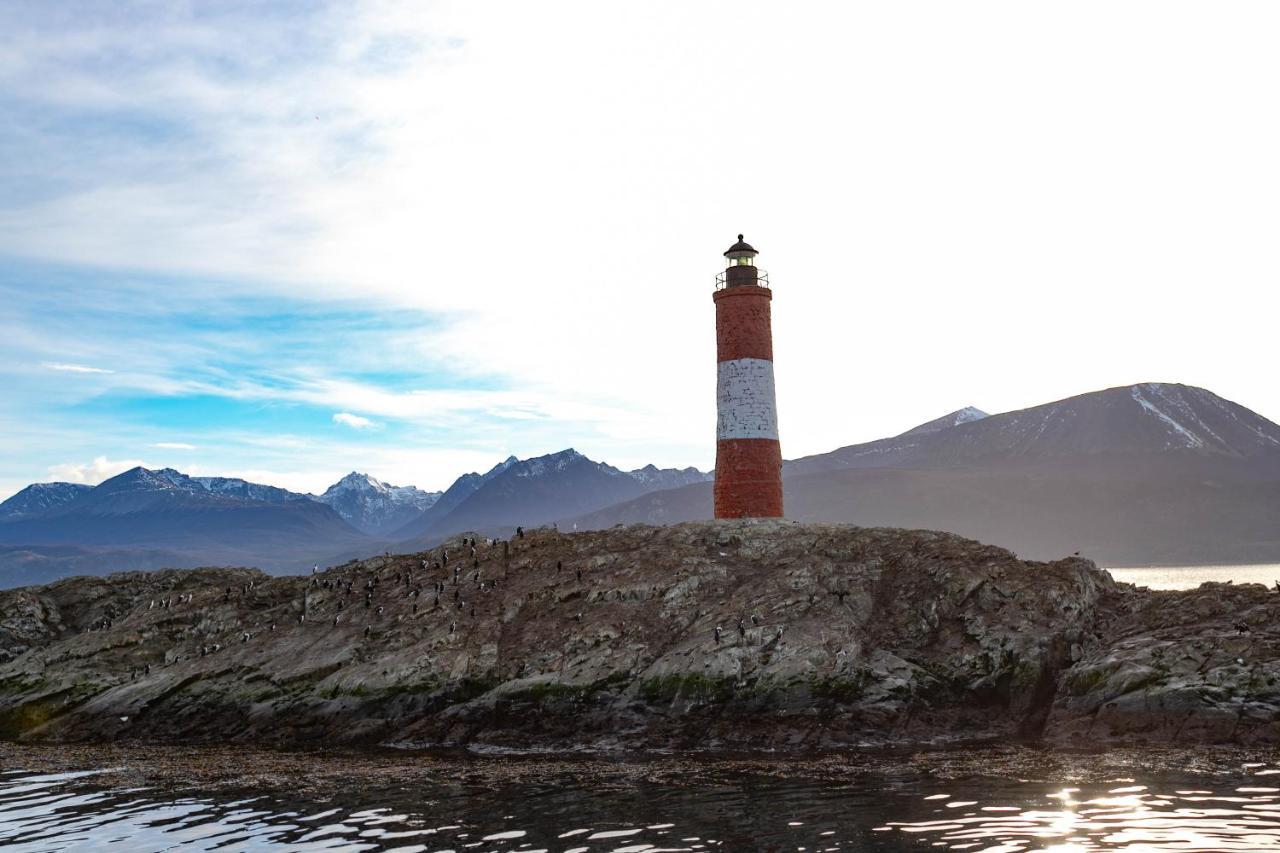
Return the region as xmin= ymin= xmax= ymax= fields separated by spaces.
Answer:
xmin=312 ymin=472 xmax=441 ymax=536
xmin=510 ymin=449 xmax=599 ymax=479
xmin=324 ymin=471 xmax=392 ymax=495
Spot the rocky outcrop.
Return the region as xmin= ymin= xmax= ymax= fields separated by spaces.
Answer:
xmin=0 ymin=521 xmax=1275 ymax=750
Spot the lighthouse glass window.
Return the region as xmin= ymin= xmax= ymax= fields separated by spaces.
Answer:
xmin=733 ymin=256 xmax=754 ymax=266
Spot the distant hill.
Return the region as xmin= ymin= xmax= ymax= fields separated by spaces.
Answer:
xmin=394 ymin=449 xmax=710 ymax=544
xmin=567 ymin=383 xmax=1280 ymax=565
xmin=0 ymin=543 xmax=204 ymax=590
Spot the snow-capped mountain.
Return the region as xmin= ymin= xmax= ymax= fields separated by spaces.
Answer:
xmin=899 ymin=406 xmax=989 ymax=437
xmin=0 ymin=482 xmax=92 ymax=522
xmin=312 ymin=472 xmax=442 ymax=536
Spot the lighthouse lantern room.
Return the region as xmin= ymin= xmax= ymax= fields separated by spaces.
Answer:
xmin=712 ymin=235 xmax=784 ymax=519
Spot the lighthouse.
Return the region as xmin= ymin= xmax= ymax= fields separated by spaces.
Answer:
xmin=713 ymin=235 xmax=784 ymax=519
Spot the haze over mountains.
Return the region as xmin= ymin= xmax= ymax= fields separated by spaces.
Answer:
xmin=1 ymin=382 xmax=1277 ymax=587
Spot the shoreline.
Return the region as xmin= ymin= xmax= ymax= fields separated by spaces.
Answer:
xmin=3 ymin=741 xmax=1278 ymax=800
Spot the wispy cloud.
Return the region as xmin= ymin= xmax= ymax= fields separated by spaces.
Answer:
xmin=152 ymin=442 xmax=196 ymax=450
xmin=332 ymin=412 xmax=378 ymax=430
xmin=47 ymin=455 xmax=142 ymax=485
xmin=42 ymin=361 xmax=113 ymax=374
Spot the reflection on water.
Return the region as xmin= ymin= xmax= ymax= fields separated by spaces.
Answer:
xmin=3 ymin=754 xmax=1280 ymax=851
xmin=1108 ymin=563 xmax=1280 ymax=591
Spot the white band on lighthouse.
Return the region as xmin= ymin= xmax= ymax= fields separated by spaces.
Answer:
xmin=716 ymin=358 xmax=779 ymax=440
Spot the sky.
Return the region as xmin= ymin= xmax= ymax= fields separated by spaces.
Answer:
xmin=1 ymin=1 xmax=1278 ymax=499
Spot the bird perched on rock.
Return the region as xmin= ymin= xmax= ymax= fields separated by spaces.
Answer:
xmin=714 ymin=626 xmax=722 ymax=645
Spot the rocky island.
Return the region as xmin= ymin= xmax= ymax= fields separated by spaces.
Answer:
xmin=0 ymin=521 xmax=1276 ymax=750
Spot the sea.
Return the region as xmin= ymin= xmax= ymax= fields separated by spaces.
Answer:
xmin=2 ymin=565 xmax=1278 ymax=852
xmin=5 ymin=746 xmax=1280 ymax=851
xmin=1107 ymin=563 xmax=1280 ymax=591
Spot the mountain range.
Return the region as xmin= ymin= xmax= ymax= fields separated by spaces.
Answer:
xmin=2 ymin=382 xmax=1277 ymax=587
xmin=0 ymin=452 xmax=711 ymax=587
xmin=569 ymin=383 xmax=1280 ymax=565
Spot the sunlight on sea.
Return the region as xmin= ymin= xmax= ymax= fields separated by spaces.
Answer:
xmin=1107 ymin=564 xmax=1280 ymax=591
xmin=5 ymin=752 xmax=1280 ymax=851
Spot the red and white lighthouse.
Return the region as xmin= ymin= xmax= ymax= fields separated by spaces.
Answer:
xmin=713 ymin=234 xmax=784 ymax=519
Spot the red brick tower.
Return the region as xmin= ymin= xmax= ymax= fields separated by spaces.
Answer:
xmin=713 ymin=235 xmax=783 ymax=519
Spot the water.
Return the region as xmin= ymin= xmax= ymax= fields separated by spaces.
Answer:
xmin=1108 ymin=563 xmax=1280 ymax=591
xmin=3 ymin=748 xmax=1280 ymax=851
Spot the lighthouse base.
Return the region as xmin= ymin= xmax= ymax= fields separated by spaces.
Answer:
xmin=714 ymin=438 xmax=784 ymax=519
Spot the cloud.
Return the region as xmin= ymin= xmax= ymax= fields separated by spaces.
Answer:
xmin=47 ymin=455 xmax=143 ymax=485
xmin=332 ymin=412 xmax=378 ymax=430
xmin=41 ymin=361 xmax=114 ymax=374
xmin=152 ymin=442 xmax=196 ymax=450
xmin=1 ymin=1 xmax=1279 ymax=497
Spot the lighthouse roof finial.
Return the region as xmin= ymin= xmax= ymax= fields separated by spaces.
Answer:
xmin=724 ymin=234 xmax=758 ymax=258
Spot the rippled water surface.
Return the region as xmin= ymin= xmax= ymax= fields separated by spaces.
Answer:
xmin=3 ymin=749 xmax=1280 ymax=851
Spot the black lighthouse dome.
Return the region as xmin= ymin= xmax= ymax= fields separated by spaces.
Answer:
xmin=723 ymin=234 xmax=758 ymax=260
